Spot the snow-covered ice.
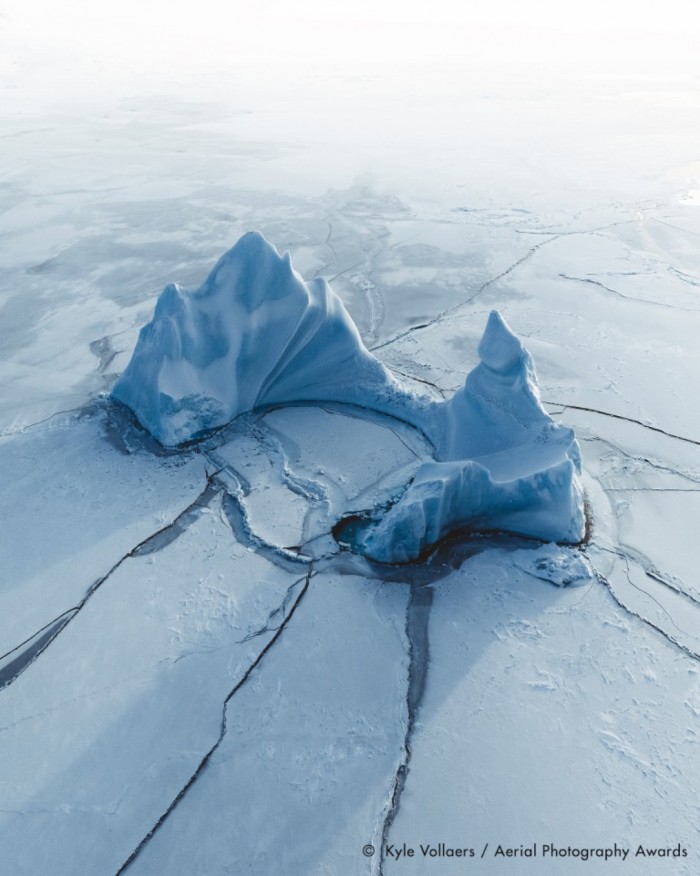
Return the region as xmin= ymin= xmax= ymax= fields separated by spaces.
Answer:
xmin=0 ymin=493 xmax=310 ymax=874
xmin=2 ymin=29 xmax=700 ymax=876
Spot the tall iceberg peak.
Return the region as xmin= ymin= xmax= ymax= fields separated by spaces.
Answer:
xmin=113 ymin=233 xmax=585 ymax=560
xmin=112 ymin=232 xmax=402 ymax=446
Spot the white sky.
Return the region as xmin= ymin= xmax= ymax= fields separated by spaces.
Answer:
xmin=1 ymin=0 xmax=698 ymax=102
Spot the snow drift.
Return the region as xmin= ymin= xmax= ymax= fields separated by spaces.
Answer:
xmin=114 ymin=233 xmax=585 ymax=560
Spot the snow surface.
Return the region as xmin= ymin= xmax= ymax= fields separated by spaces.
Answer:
xmin=2 ymin=55 xmax=700 ymax=876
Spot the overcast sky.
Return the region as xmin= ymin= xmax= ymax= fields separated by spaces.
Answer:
xmin=2 ymin=1 xmax=698 ymax=67
xmin=1 ymin=0 xmax=698 ymax=106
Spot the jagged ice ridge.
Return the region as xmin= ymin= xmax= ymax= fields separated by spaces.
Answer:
xmin=113 ymin=232 xmax=585 ymax=561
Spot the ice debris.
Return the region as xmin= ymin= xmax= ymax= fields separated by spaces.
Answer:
xmin=511 ymin=545 xmax=593 ymax=587
xmin=114 ymin=232 xmax=585 ymax=561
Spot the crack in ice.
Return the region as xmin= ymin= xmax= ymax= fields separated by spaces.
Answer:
xmin=592 ymin=565 xmax=700 ymax=665
xmin=378 ymin=582 xmax=432 ymax=875
xmin=0 ymin=469 xmax=222 ymax=692
xmin=558 ymin=273 xmax=700 ymax=313
xmin=578 ymin=434 xmax=700 ymax=488
xmin=389 ymin=366 xmax=447 ymax=400
xmin=370 ymin=236 xmax=560 ymax=354
xmin=543 ymin=401 xmax=700 ymax=449
xmin=600 ymin=544 xmax=700 ymax=611
xmin=114 ymin=568 xmax=314 ymax=875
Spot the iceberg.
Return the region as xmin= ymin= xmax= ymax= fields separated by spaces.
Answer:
xmin=112 ymin=231 xmax=408 ymax=447
xmin=357 ymin=311 xmax=585 ymax=561
xmin=114 ymin=233 xmax=585 ymax=561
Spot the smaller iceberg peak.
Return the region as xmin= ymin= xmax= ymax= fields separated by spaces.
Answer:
xmin=477 ymin=310 xmax=524 ymax=374
xmin=435 ymin=309 xmax=547 ymax=461
xmin=153 ymin=282 xmax=185 ymax=318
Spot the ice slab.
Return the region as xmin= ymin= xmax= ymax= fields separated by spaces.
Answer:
xmin=210 ymin=430 xmax=311 ymax=549
xmin=0 ymin=496 xmax=305 ymax=875
xmin=197 ymin=405 xmax=428 ymax=568
xmin=382 ymin=551 xmax=699 ymax=875
xmin=0 ymin=412 xmax=207 ymax=656
xmin=124 ymin=572 xmax=410 ymax=876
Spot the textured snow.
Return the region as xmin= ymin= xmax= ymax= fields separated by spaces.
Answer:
xmin=125 ymin=573 xmax=410 ymax=876
xmin=381 ymin=550 xmax=700 ymax=876
xmin=0 ymin=414 xmax=207 ymax=654
xmin=114 ymin=238 xmax=584 ymax=561
xmin=0 ymin=499 xmax=306 ymax=874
